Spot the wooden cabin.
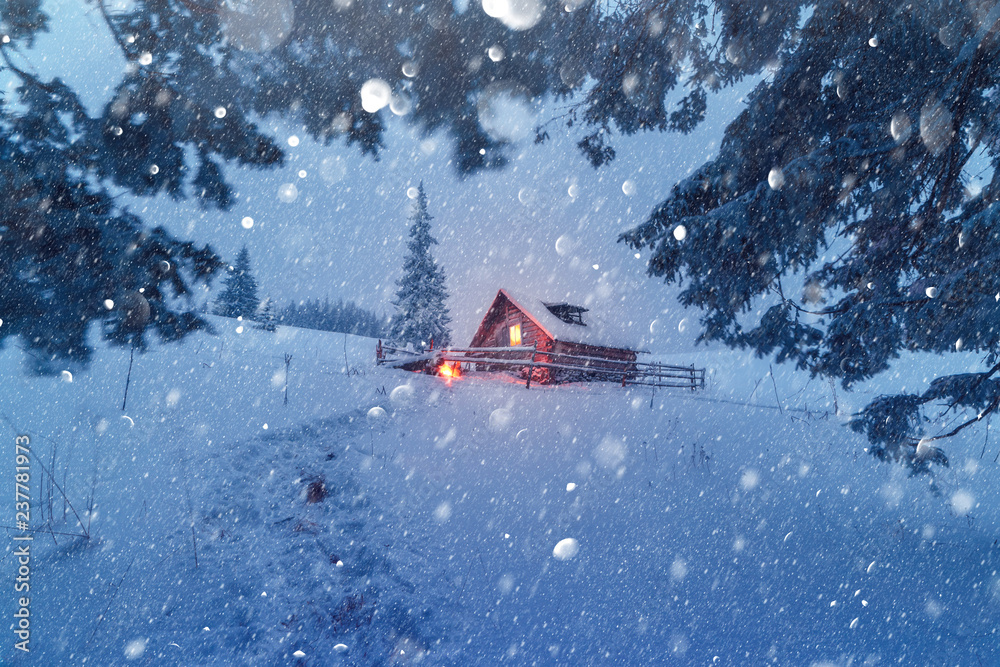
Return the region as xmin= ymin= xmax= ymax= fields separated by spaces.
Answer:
xmin=468 ymin=288 xmax=638 ymax=384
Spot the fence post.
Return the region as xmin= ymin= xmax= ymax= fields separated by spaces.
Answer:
xmin=525 ymin=342 xmax=537 ymax=389
xmin=284 ymin=354 xmax=292 ymax=406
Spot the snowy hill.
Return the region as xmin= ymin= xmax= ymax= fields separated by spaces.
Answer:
xmin=2 ymin=319 xmax=999 ymax=665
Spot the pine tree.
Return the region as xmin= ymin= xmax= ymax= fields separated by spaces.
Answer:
xmin=615 ymin=0 xmax=1000 ymax=472
xmin=256 ymin=297 xmax=279 ymax=332
xmin=388 ymin=184 xmax=451 ymax=349
xmin=214 ymin=247 xmax=260 ymax=319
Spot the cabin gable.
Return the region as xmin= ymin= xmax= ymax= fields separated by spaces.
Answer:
xmin=470 ymin=290 xmax=553 ymax=350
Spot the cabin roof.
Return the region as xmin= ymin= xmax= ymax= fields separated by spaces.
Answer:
xmin=497 ymin=288 xmax=641 ymax=350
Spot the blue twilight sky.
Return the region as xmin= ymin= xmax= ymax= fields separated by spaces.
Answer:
xmin=22 ymin=0 xmax=751 ymax=349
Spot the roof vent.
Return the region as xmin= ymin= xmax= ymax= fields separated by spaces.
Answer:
xmin=544 ymin=302 xmax=588 ymax=326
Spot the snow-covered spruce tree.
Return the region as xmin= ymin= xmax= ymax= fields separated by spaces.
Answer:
xmin=388 ymin=184 xmax=452 ymax=349
xmin=214 ymin=247 xmax=260 ymax=319
xmin=617 ymin=0 xmax=1000 ymax=473
xmin=255 ymin=297 xmax=278 ymax=332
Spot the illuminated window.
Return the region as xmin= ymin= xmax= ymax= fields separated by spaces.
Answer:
xmin=509 ymin=324 xmax=522 ymax=346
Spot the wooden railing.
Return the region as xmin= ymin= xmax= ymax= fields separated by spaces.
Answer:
xmin=377 ymin=342 xmax=705 ymax=391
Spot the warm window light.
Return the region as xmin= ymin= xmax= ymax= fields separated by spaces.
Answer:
xmin=509 ymin=324 xmax=522 ymax=346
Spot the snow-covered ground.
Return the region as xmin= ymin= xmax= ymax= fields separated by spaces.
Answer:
xmin=2 ymin=318 xmax=999 ymax=665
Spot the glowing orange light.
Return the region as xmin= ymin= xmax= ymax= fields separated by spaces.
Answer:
xmin=438 ymin=362 xmax=460 ymax=379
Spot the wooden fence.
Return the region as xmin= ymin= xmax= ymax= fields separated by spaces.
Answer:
xmin=376 ymin=343 xmax=705 ymax=391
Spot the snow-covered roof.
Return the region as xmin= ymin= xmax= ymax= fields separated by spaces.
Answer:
xmin=498 ymin=288 xmax=642 ymax=350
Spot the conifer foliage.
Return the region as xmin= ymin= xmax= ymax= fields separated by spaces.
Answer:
xmin=214 ymin=247 xmax=261 ymax=319
xmin=617 ymin=0 xmax=1000 ymax=472
xmin=255 ymin=298 xmax=279 ymax=332
xmin=0 ymin=0 xmax=720 ymax=371
xmin=388 ymin=185 xmax=452 ymax=349
xmin=280 ymin=298 xmax=387 ymax=337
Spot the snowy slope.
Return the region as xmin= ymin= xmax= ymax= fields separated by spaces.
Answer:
xmin=3 ymin=319 xmax=1000 ymax=665
xmin=0 ymin=319 xmax=463 ymax=665
xmin=372 ymin=367 xmax=1000 ymax=665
